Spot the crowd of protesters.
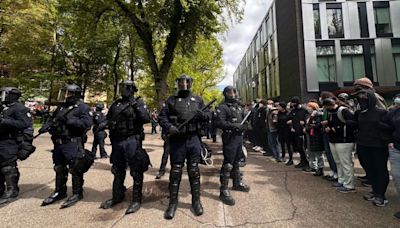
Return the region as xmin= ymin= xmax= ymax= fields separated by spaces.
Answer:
xmin=243 ymin=77 xmax=400 ymax=219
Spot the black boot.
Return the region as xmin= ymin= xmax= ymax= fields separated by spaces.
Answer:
xmin=164 ymin=164 xmax=182 ymax=220
xmin=232 ymin=165 xmax=250 ymax=192
xmin=100 ymin=166 xmax=126 ymax=209
xmin=0 ymin=172 xmax=5 ymax=197
xmin=156 ymin=147 xmax=169 ymax=180
xmin=0 ymin=166 xmax=19 ymax=206
xmin=313 ymin=168 xmax=324 ymax=177
xmin=60 ymin=174 xmax=83 ymax=209
xmin=219 ymin=164 xmax=235 ymax=206
xmin=188 ymin=163 xmax=203 ymax=216
xmin=126 ymin=171 xmax=143 ymax=214
xmin=42 ymin=165 xmax=68 ymax=206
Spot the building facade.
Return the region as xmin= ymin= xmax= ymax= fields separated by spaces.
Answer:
xmin=233 ymin=0 xmax=400 ymax=102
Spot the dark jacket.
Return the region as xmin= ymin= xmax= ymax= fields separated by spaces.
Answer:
xmin=382 ymin=107 xmax=400 ymax=150
xmin=288 ymin=106 xmax=308 ymax=136
xmin=277 ymin=111 xmax=291 ymax=141
xmin=326 ymin=106 xmax=355 ymax=143
xmin=354 ymin=90 xmax=390 ymax=148
xmin=255 ymin=106 xmax=267 ymax=130
xmin=305 ymin=111 xmax=324 ymax=152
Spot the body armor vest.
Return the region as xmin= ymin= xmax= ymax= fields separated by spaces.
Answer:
xmin=109 ymin=102 xmax=139 ymax=137
xmin=170 ymin=96 xmax=202 ymax=133
xmin=225 ymin=102 xmax=243 ymax=124
xmin=0 ymin=104 xmax=18 ymax=138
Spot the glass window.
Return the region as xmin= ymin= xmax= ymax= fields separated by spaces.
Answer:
xmin=371 ymin=46 xmax=378 ymax=82
xmin=374 ymin=6 xmax=392 ymax=35
xmin=317 ymin=46 xmax=336 ymax=82
xmin=327 ymin=8 xmax=344 ymax=38
xmin=341 ymin=45 xmax=365 ymax=82
xmin=267 ymin=15 xmax=273 ymax=37
xmin=314 ymin=7 xmax=321 ymax=39
xmin=394 ymin=44 xmax=400 ymax=81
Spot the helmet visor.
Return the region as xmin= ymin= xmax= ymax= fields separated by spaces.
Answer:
xmin=119 ymin=84 xmax=134 ymax=97
xmin=57 ymin=88 xmax=74 ymax=103
xmin=0 ymin=91 xmax=6 ymax=102
xmin=176 ymin=78 xmax=192 ymax=91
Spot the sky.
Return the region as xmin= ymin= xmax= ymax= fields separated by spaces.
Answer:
xmin=218 ymin=0 xmax=272 ymax=88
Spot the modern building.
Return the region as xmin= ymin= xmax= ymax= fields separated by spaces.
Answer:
xmin=233 ymin=0 xmax=400 ymax=102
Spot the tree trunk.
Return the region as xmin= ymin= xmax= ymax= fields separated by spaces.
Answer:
xmin=113 ymin=43 xmax=121 ymax=100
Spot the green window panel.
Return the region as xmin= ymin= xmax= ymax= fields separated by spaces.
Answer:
xmin=353 ymin=56 xmax=366 ymax=80
xmin=342 ymin=56 xmax=353 ymax=82
xmin=374 ymin=7 xmax=392 ymax=34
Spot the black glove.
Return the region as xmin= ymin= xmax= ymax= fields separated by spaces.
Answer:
xmin=168 ymin=126 xmax=180 ymax=136
xmin=232 ymin=123 xmax=244 ymax=132
xmin=97 ymin=121 xmax=108 ymax=131
xmin=195 ymin=110 xmax=205 ymax=120
xmin=55 ymin=115 xmax=67 ymax=123
xmin=38 ymin=126 xmax=48 ymax=134
xmin=130 ymin=100 xmax=138 ymax=110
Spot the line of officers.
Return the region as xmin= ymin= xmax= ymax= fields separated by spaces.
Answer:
xmin=0 ymin=75 xmax=249 ymax=220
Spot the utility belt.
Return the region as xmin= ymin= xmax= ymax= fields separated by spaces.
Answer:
xmin=179 ymin=123 xmax=201 ymax=134
xmin=222 ymin=130 xmax=242 ymax=136
xmin=53 ymin=137 xmax=81 ymax=145
xmin=111 ymin=133 xmax=141 ymax=141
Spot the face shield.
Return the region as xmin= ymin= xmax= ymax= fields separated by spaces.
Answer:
xmin=120 ymin=84 xmax=134 ymax=98
xmin=0 ymin=90 xmax=6 ymax=103
xmin=57 ymin=87 xmax=74 ymax=103
xmin=176 ymin=78 xmax=192 ymax=91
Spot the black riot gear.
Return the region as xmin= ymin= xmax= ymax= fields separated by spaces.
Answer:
xmin=119 ymin=80 xmax=138 ymax=99
xmin=40 ymin=94 xmax=93 ymax=209
xmin=0 ymin=89 xmax=32 ymax=207
xmin=214 ymin=94 xmax=250 ymax=206
xmin=0 ymin=87 xmax=21 ymax=105
xmin=100 ymin=89 xmax=150 ymax=214
xmin=176 ymin=74 xmax=193 ymax=93
xmin=95 ymin=102 xmax=104 ymax=111
xmin=57 ymin=84 xmax=82 ymax=105
xmin=223 ymin=86 xmax=238 ymax=102
xmin=159 ymin=85 xmax=209 ymax=220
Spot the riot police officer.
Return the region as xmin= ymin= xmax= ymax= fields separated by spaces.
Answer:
xmin=158 ymin=74 xmax=208 ymax=220
xmin=91 ymin=102 xmax=108 ymax=159
xmin=99 ymin=80 xmax=150 ymax=215
xmin=0 ymin=87 xmax=33 ymax=207
xmin=214 ymin=86 xmax=250 ymax=206
xmin=39 ymin=84 xmax=93 ymax=209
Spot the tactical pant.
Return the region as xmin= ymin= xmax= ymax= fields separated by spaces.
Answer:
xmin=110 ymin=136 xmax=145 ymax=203
xmin=91 ymin=131 xmax=107 ymax=157
xmin=158 ymin=139 xmax=170 ymax=174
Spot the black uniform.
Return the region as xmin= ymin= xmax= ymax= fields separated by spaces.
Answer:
xmin=158 ymin=75 xmax=206 ymax=220
xmin=155 ymin=127 xmax=170 ymax=179
xmin=100 ymin=80 xmax=150 ymax=215
xmin=91 ymin=105 xmax=108 ymax=158
xmin=40 ymin=85 xmax=93 ymax=209
xmin=0 ymin=87 xmax=33 ymax=206
xmin=214 ymin=86 xmax=250 ymax=206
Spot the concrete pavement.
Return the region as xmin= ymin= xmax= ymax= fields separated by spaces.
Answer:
xmin=0 ymin=126 xmax=399 ymax=227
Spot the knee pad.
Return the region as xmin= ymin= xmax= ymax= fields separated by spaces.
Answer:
xmin=111 ymin=165 xmax=125 ymax=175
xmin=222 ymin=163 xmax=233 ymax=172
xmin=1 ymin=166 xmax=18 ymax=175
xmin=187 ymin=163 xmax=199 ymax=176
xmin=54 ymin=165 xmax=68 ymax=174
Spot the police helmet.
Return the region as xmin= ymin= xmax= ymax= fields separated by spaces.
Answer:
xmin=176 ymin=74 xmax=193 ymax=92
xmin=57 ymin=84 xmax=82 ymax=104
xmin=95 ymin=102 xmax=104 ymax=111
xmin=222 ymin=86 xmax=238 ymax=100
xmin=0 ymin=87 xmax=21 ymax=104
xmin=119 ymin=80 xmax=138 ymax=98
